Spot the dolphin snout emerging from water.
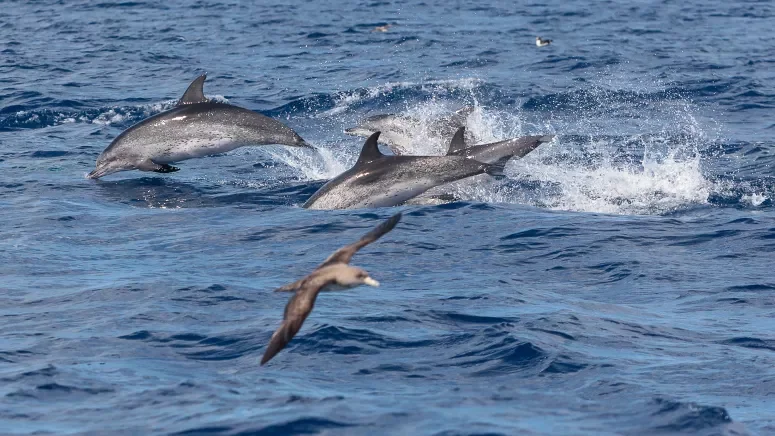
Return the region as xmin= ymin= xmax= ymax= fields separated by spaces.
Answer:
xmin=87 ymin=74 xmax=311 ymax=179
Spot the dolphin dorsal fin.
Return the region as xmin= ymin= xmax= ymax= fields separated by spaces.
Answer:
xmin=447 ymin=127 xmax=467 ymax=155
xmin=356 ymin=132 xmax=384 ymax=164
xmin=178 ymin=74 xmax=208 ymax=105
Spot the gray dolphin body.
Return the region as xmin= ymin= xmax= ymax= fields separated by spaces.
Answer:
xmin=344 ymin=107 xmax=473 ymax=155
xmin=445 ymin=127 xmax=554 ymax=164
xmin=87 ymin=74 xmax=310 ymax=179
xmin=303 ymin=132 xmax=505 ymax=210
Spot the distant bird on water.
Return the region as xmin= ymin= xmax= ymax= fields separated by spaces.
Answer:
xmin=536 ymin=36 xmax=552 ymax=47
xmin=372 ymin=24 xmax=393 ymax=32
xmin=261 ymin=213 xmax=402 ymax=365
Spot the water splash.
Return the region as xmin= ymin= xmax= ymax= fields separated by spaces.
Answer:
xmin=285 ymin=76 xmax=720 ymax=215
xmin=262 ymin=143 xmax=350 ymax=181
xmin=319 ymin=78 xmax=483 ymax=118
xmin=506 ymin=138 xmax=711 ymax=215
xmin=459 ymin=104 xmax=715 ymax=215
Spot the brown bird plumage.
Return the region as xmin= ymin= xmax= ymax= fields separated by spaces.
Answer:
xmin=261 ymin=213 xmax=402 ymax=365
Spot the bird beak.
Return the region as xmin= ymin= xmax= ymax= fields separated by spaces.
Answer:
xmin=363 ymin=277 xmax=380 ymax=287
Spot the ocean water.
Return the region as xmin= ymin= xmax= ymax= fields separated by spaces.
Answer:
xmin=1 ymin=0 xmax=774 ymax=434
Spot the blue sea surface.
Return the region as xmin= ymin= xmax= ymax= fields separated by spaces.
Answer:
xmin=2 ymin=0 xmax=774 ymax=434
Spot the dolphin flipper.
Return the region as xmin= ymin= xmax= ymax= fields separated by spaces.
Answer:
xmin=483 ymin=156 xmax=510 ymax=178
xmin=154 ymin=164 xmax=180 ymax=173
xmin=136 ymin=159 xmax=180 ymax=173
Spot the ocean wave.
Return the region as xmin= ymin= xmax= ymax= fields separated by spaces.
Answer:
xmin=0 ymin=101 xmax=176 ymax=131
xmin=439 ymin=334 xmax=548 ymax=377
xmin=646 ymin=398 xmax=735 ymax=434
xmin=0 ymin=96 xmax=230 ymax=131
xmin=172 ymin=418 xmax=355 ymax=436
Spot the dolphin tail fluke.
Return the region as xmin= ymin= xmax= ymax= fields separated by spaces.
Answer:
xmin=483 ymin=156 xmax=510 ymax=178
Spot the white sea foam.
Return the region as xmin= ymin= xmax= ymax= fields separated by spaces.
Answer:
xmin=742 ymin=192 xmax=768 ymax=207
xmin=262 ymin=143 xmax=350 ymax=181
xmin=454 ymin=103 xmax=714 ymax=215
xmin=87 ymin=100 xmax=178 ymax=126
xmin=504 ymin=140 xmax=711 ymax=215
xmin=91 ymin=109 xmax=127 ymax=125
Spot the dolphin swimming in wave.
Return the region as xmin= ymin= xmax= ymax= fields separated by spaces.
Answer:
xmin=345 ymin=108 xmax=553 ymax=163
xmin=87 ymin=74 xmax=311 ymax=179
xmin=303 ymin=131 xmax=507 ymax=210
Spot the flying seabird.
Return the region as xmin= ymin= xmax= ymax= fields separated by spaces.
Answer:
xmin=536 ymin=36 xmax=552 ymax=47
xmin=261 ymin=213 xmax=402 ymax=365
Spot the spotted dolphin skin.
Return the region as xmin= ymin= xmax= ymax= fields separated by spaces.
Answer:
xmin=303 ymin=132 xmax=506 ymax=210
xmin=87 ymin=74 xmax=311 ymax=179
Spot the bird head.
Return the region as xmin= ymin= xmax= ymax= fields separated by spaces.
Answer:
xmin=337 ymin=266 xmax=380 ymax=288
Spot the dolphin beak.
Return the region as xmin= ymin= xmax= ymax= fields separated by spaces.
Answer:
xmin=344 ymin=126 xmax=365 ymax=136
xmin=86 ymin=168 xmax=105 ymax=179
xmin=363 ymin=277 xmax=380 ymax=287
xmin=87 ymin=163 xmax=120 ymax=179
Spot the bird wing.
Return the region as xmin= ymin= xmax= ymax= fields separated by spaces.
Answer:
xmin=273 ymin=213 xmax=401 ymax=293
xmin=274 ymin=278 xmax=305 ymax=292
xmin=319 ymin=212 xmax=402 ymax=268
xmin=261 ymin=278 xmax=328 ymax=365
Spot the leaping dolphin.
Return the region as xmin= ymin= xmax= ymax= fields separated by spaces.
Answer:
xmin=303 ymin=132 xmax=506 ymax=210
xmin=87 ymin=74 xmax=311 ymax=179
xmin=344 ymin=106 xmax=474 ymax=155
